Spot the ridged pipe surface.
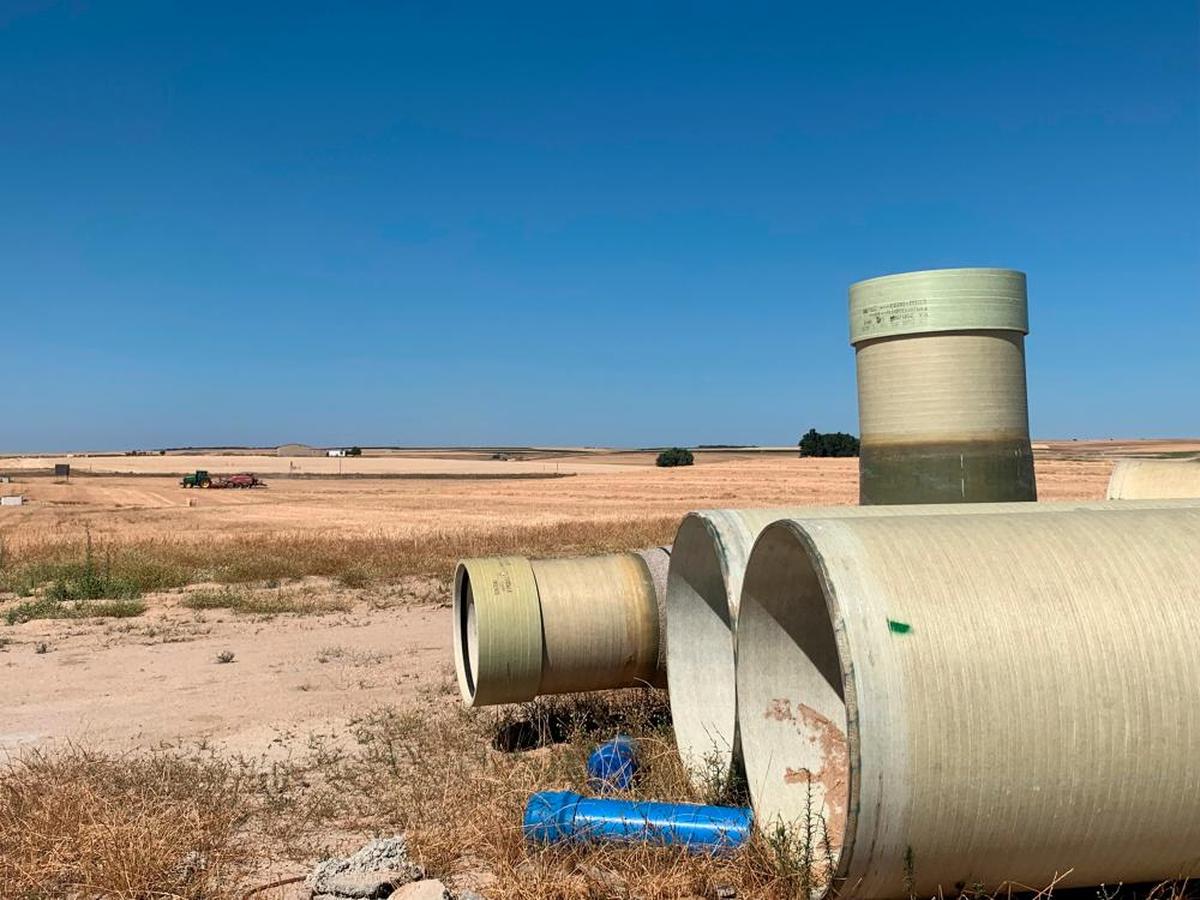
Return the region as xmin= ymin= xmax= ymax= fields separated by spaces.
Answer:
xmin=850 ymin=267 xmax=1036 ymax=504
xmin=736 ymin=507 xmax=1200 ymax=897
xmin=1107 ymin=458 xmax=1200 ymax=499
xmin=666 ymin=500 xmax=1200 ymax=791
xmin=453 ymin=547 xmax=669 ymax=706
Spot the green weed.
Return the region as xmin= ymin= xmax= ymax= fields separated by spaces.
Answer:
xmin=4 ymin=597 xmax=147 ymax=625
xmin=182 ymin=586 xmax=349 ymax=616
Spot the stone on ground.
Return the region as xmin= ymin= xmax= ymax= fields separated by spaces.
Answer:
xmin=307 ymin=836 xmax=423 ymax=897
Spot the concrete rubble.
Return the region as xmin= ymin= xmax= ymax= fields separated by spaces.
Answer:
xmin=304 ymin=836 xmax=466 ymax=900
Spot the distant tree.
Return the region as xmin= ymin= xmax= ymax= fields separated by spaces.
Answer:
xmin=347 ymin=446 xmax=363 ymax=457
xmin=798 ymin=428 xmax=860 ymax=458
xmin=656 ymin=447 xmax=695 ymax=468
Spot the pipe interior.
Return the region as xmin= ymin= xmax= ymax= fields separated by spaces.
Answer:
xmin=666 ymin=516 xmax=739 ymax=780
xmin=737 ymin=523 xmax=850 ymax=879
xmin=454 ymin=566 xmax=478 ymax=701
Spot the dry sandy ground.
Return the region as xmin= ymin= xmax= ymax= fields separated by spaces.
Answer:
xmin=0 ymin=579 xmax=455 ymax=756
xmin=0 ymin=452 xmax=645 ymax=478
xmin=0 ymin=443 xmax=1188 ymax=761
xmin=0 ymin=456 xmax=859 ymax=545
xmin=0 ymin=447 xmax=800 ymax=478
xmin=0 ymin=446 xmax=1151 ymax=546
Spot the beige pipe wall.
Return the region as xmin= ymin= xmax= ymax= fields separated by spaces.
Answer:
xmin=453 ymin=547 xmax=669 ymax=707
xmin=736 ymin=506 xmax=1200 ymax=897
xmin=856 ymin=331 xmax=1031 ymax=441
xmin=666 ymin=500 xmax=1200 ymax=791
xmin=1107 ymin=457 xmax=1200 ymax=499
xmin=534 ymin=552 xmax=664 ymax=695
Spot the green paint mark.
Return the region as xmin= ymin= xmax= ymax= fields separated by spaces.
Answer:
xmin=887 ymin=619 xmax=912 ymax=635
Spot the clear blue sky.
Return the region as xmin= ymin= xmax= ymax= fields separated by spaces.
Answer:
xmin=3 ymin=2 xmax=1197 ymax=451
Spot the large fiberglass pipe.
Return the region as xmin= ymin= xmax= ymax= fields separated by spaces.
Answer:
xmin=665 ymin=499 xmax=1200 ymax=791
xmin=736 ymin=506 xmax=1200 ymax=898
xmin=1107 ymin=457 xmax=1200 ymax=499
xmin=850 ymin=267 xmax=1036 ymax=505
xmin=524 ymin=791 xmax=751 ymax=852
xmin=453 ymin=548 xmax=669 ymax=707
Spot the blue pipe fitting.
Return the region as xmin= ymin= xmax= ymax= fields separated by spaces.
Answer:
xmin=523 ymin=790 xmax=752 ymax=853
xmin=587 ymin=736 xmax=639 ymax=792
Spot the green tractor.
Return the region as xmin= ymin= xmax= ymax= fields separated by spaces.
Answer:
xmin=181 ymin=469 xmax=212 ymax=488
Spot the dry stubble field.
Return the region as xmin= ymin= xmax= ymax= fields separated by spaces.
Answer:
xmin=0 ymin=444 xmax=1191 ymax=899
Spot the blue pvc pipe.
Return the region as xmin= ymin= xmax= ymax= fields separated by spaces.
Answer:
xmin=587 ymin=736 xmax=639 ymax=792
xmin=524 ymin=791 xmax=752 ymax=853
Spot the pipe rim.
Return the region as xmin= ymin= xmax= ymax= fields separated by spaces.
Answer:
xmin=452 ymin=556 xmax=543 ymax=707
xmin=736 ymin=520 xmax=858 ymax=896
xmin=665 ymin=513 xmax=740 ymax=788
xmin=452 ymin=563 xmax=479 ymax=702
xmin=850 ymin=265 xmax=1021 ymax=288
xmin=849 ymin=266 xmax=1028 ymax=345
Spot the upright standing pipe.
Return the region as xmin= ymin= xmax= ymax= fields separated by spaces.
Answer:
xmin=453 ymin=547 xmax=669 ymax=707
xmin=850 ymin=267 xmax=1036 ymax=505
xmin=1107 ymin=457 xmax=1200 ymax=499
xmin=666 ymin=500 xmax=1200 ymax=791
xmin=736 ymin=507 xmax=1200 ymax=898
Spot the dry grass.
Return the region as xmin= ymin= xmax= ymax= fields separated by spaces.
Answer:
xmin=232 ymin=693 xmax=1200 ymax=900
xmin=1 ymin=695 xmax=1195 ymax=899
xmin=268 ymin=690 xmax=799 ymax=899
xmin=0 ymin=693 xmax=788 ymax=898
xmin=401 ymin=709 xmax=786 ymax=898
xmin=1 ymin=518 xmax=678 ymax=597
xmin=0 ymin=746 xmax=251 ymax=899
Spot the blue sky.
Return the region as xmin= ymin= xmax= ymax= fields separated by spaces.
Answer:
xmin=3 ymin=2 xmax=1197 ymax=451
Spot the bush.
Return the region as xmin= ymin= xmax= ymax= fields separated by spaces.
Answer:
xmin=655 ymin=447 xmax=694 ymax=468
xmin=797 ymin=428 xmax=860 ymax=458
xmin=347 ymin=446 xmax=363 ymax=456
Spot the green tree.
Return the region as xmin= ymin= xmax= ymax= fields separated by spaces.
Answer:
xmin=656 ymin=447 xmax=695 ymax=468
xmin=798 ymin=428 xmax=860 ymax=458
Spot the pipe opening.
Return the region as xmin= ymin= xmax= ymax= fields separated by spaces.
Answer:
xmin=666 ymin=515 xmax=739 ymax=785
xmin=736 ymin=522 xmax=852 ymax=890
xmin=453 ymin=564 xmax=478 ymax=703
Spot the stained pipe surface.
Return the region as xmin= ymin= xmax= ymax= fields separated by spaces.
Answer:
xmin=850 ymin=267 xmax=1036 ymax=504
xmin=1107 ymin=457 xmax=1200 ymax=499
xmin=665 ymin=499 xmax=1200 ymax=790
xmin=735 ymin=506 xmax=1200 ymax=897
xmin=453 ymin=547 xmax=669 ymax=707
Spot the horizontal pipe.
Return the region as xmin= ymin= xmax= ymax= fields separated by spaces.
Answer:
xmin=666 ymin=499 xmax=1200 ymax=791
xmin=1107 ymin=458 xmax=1200 ymax=500
xmin=736 ymin=506 xmax=1200 ymax=897
xmin=524 ymin=790 xmax=751 ymax=852
xmin=453 ymin=547 xmax=669 ymax=707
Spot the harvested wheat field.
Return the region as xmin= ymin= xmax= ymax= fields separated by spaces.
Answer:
xmin=0 ymin=444 xmax=1190 ymax=899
